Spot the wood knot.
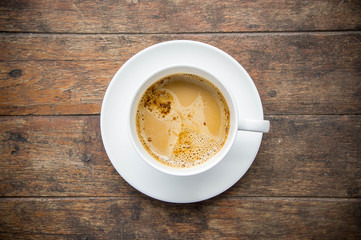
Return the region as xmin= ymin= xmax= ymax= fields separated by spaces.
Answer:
xmin=11 ymin=145 xmax=20 ymax=156
xmin=81 ymin=154 xmax=92 ymax=163
xmin=268 ymin=90 xmax=277 ymax=97
xmin=9 ymin=132 xmax=27 ymax=142
xmin=9 ymin=69 xmax=22 ymax=78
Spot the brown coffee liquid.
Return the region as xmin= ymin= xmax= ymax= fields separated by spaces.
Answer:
xmin=135 ymin=73 xmax=230 ymax=168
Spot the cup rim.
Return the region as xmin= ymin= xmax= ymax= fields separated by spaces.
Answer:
xmin=128 ymin=64 xmax=239 ymax=176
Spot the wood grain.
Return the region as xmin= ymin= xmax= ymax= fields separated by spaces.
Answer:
xmin=0 ymin=61 xmax=117 ymax=115
xmin=1 ymin=0 xmax=360 ymax=238
xmin=0 ymin=197 xmax=360 ymax=239
xmin=2 ymin=32 xmax=361 ymax=62
xmin=1 ymin=0 xmax=360 ymax=33
xmin=1 ymin=32 xmax=360 ymax=115
xmin=1 ymin=115 xmax=360 ymax=198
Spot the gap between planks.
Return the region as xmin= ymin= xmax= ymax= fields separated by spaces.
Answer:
xmin=0 ymin=30 xmax=360 ymax=37
xmin=0 ymin=196 xmax=360 ymax=202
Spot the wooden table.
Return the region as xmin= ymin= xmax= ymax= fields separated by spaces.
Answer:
xmin=1 ymin=1 xmax=360 ymax=239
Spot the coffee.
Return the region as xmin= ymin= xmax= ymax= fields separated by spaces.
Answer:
xmin=135 ymin=73 xmax=230 ymax=168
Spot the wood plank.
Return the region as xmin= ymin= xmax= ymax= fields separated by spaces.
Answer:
xmin=1 ymin=32 xmax=360 ymax=115
xmin=0 ymin=61 xmax=118 ymax=115
xmin=2 ymin=32 xmax=361 ymax=62
xmin=0 ymin=197 xmax=360 ymax=239
xmin=0 ymin=115 xmax=360 ymax=197
xmin=0 ymin=116 xmax=132 ymax=197
xmin=1 ymin=0 xmax=360 ymax=33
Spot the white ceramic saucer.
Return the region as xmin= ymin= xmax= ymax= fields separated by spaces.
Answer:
xmin=101 ymin=40 xmax=265 ymax=203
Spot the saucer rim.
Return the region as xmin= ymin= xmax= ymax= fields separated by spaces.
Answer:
xmin=101 ymin=40 xmax=264 ymax=203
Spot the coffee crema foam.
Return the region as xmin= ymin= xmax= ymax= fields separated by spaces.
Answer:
xmin=135 ymin=73 xmax=230 ymax=168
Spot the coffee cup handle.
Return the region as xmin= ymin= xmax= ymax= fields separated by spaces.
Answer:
xmin=238 ymin=119 xmax=270 ymax=133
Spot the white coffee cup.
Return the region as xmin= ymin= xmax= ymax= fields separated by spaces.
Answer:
xmin=128 ymin=65 xmax=269 ymax=176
